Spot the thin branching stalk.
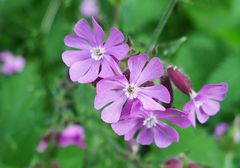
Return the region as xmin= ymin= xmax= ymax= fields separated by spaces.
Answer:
xmin=146 ymin=0 xmax=178 ymax=53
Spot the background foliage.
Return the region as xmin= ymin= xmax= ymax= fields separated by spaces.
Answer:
xmin=0 ymin=0 xmax=240 ymax=167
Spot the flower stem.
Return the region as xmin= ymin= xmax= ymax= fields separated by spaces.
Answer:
xmin=146 ymin=0 xmax=178 ymax=53
xmin=41 ymin=0 xmax=62 ymax=34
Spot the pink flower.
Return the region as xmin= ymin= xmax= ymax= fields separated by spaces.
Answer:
xmin=94 ymin=54 xmax=171 ymax=123
xmin=0 ymin=51 xmax=25 ymax=75
xmin=112 ymin=101 xmax=191 ymax=148
xmin=80 ymin=0 xmax=99 ymax=17
xmin=58 ymin=124 xmax=86 ymax=148
xmin=62 ymin=17 xmax=129 ymax=83
xmin=214 ymin=122 xmax=229 ymax=139
xmin=37 ymin=125 xmax=86 ymax=153
xmin=184 ymin=83 xmax=228 ymax=127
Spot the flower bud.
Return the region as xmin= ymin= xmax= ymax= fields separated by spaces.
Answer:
xmin=164 ymin=158 xmax=183 ymax=168
xmin=167 ymin=66 xmax=192 ymax=96
xmin=161 ymin=75 xmax=173 ymax=108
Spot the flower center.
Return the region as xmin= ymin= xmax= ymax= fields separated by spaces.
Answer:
xmin=123 ymin=85 xmax=138 ymax=99
xmin=143 ymin=114 xmax=158 ymax=128
xmin=90 ymin=47 xmax=105 ymax=60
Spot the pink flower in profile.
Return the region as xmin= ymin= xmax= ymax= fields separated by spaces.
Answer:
xmin=184 ymin=83 xmax=228 ymax=127
xmin=59 ymin=124 xmax=86 ymax=148
xmin=112 ymin=101 xmax=191 ymax=148
xmin=0 ymin=51 xmax=25 ymax=75
xmin=80 ymin=0 xmax=99 ymax=17
xmin=62 ymin=17 xmax=129 ymax=83
xmin=214 ymin=122 xmax=229 ymax=139
xmin=94 ymin=54 xmax=171 ymax=123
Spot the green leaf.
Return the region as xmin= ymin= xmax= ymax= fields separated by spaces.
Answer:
xmin=146 ymin=127 xmax=225 ymax=168
xmin=121 ymin=0 xmax=168 ymax=34
xmin=174 ymin=33 xmax=227 ymax=89
xmin=0 ymin=63 xmax=46 ymax=167
xmin=207 ymin=52 xmax=240 ymax=118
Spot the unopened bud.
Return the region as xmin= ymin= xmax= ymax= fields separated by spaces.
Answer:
xmin=188 ymin=163 xmax=200 ymax=168
xmin=164 ymin=158 xmax=183 ymax=168
xmin=167 ymin=66 xmax=192 ymax=96
xmin=161 ymin=75 xmax=173 ymax=108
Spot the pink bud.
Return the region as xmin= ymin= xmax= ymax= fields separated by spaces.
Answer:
xmin=164 ymin=158 xmax=183 ymax=168
xmin=161 ymin=75 xmax=173 ymax=108
xmin=167 ymin=66 xmax=192 ymax=96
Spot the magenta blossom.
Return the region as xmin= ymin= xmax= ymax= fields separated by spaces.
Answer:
xmin=184 ymin=83 xmax=228 ymax=127
xmin=214 ymin=122 xmax=229 ymax=139
xmin=62 ymin=17 xmax=129 ymax=83
xmin=94 ymin=54 xmax=171 ymax=123
xmin=112 ymin=101 xmax=191 ymax=148
xmin=0 ymin=51 xmax=25 ymax=75
xmin=80 ymin=0 xmax=99 ymax=17
xmin=58 ymin=124 xmax=86 ymax=148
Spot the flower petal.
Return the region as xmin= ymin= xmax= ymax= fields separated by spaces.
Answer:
xmin=201 ymin=99 xmax=220 ymax=116
xmin=156 ymin=109 xmax=191 ymax=128
xmin=94 ymin=90 xmax=123 ymax=110
xmin=105 ymin=28 xmax=124 ymax=48
xmin=111 ymin=119 xmax=139 ymax=135
xmin=101 ymin=95 xmax=127 ymax=123
xmin=137 ymin=93 xmax=165 ymax=111
xmin=136 ymin=57 xmax=164 ymax=86
xmin=92 ymin=17 xmax=104 ymax=45
xmin=99 ymin=59 xmax=115 ymax=78
xmin=69 ymin=59 xmax=94 ymax=82
xmin=136 ymin=127 xmax=154 ymax=145
xmin=183 ymin=100 xmax=196 ymax=127
xmin=124 ymin=122 xmax=142 ymax=141
xmin=196 ymin=108 xmax=209 ymax=124
xmin=104 ymin=55 xmax=123 ymax=76
xmin=64 ymin=34 xmax=91 ymax=49
xmin=62 ymin=50 xmax=90 ymax=67
xmin=140 ymin=84 xmax=171 ymax=103
xmin=105 ymin=44 xmax=129 ymax=61
xmin=96 ymin=76 xmax=126 ymax=94
xmin=74 ymin=19 xmax=94 ymax=44
xmin=153 ymin=124 xmax=179 ymax=148
xmin=128 ymin=54 xmax=148 ymax=84
xmin=198 ymin=83 xmax=228 ymax=101
xmin=77 ymin=60 xmax=100 ymax=83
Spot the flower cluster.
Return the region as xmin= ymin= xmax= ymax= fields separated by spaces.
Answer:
xmin=62 ymin=17 xmax=228 ymax=148
xmin=0 ymin=50 xmax=25 ymax=75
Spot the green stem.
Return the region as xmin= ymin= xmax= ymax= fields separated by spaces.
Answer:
xmin=41 ymin=0 xmax=62 ymax=34
xmin=146 ymin=0 xmax=178 ymax=53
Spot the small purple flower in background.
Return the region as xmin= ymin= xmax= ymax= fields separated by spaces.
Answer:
xmin=59 ymin=124 xmax=86 ymax=148
xmin=95 ymin=54 xmax=171 ymax=123
xmin=112 ymin=101 xmax=191 ymax=148
xmin=37 ymin=124 xmax=85 ymax=153
xmin=80 ymin=0 xmax=99 ymax=18
xmin=0 ymin=51 xmax=25 ymax=75
xmin=62 ymin=17 xmax=129 ymax=83
xmin=214 ymin=122 xmax=229 ymax=139
xmin=184 ymin=83 xmax=228 ymax=127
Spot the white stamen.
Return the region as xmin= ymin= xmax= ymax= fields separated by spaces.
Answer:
xmin=90 ymin=46 xmax=105 ymax=61
xmin=123 ymin=84 xmax=138 ymax=99
xmin=143 ymin=114 xmax=158 ymax=128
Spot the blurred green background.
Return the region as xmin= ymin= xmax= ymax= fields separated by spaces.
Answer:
xmin=0 ymin=0 xmax=240 ymax=167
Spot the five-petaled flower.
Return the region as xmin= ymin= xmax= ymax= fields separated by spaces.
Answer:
xmin=184 ymin=83 xmax=228 ymax=127
xmin=94 ymin=54 xmax=171 ymax=123
xmin=62 ymin=17 xmax=129 ymax=83
xmin=112 ymin=101 xmax=191 ymax=148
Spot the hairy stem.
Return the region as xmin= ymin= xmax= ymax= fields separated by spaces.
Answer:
xmin=146 ymin=0 xmax=178 ymax=53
